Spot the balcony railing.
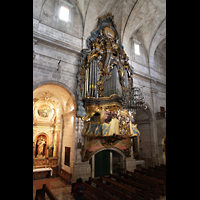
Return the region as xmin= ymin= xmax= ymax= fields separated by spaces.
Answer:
xmin=156 ymin=111 xmax=166 ymax=119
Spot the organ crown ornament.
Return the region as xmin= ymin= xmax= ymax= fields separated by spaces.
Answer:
xmin=76 ymin=13 xmax=144 ymax=161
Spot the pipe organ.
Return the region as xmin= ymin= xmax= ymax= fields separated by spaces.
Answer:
xmin=76 ymin=13 xmax=140 ymax=161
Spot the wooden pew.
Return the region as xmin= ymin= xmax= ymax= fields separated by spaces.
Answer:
xmin=127 ymin=170 xmax=166 ymax=196
xmin=134 ymin=169 xmax=166 ymax=180
xmin=43 ymin=184 xmax=58 ymax=200
xmin=109 ymin=174 xmax=150 ymax=200
xmin=119 ymin=172 xmax=160 ymax=199
xmin=83 ymin=182 xmax=111 ymax=200
xmin=84 ymin=190 xmax=98 ymax=200
xmin=89 ymin=177 xmax=128 ymax=200
xmin=155 ymin=165 xmax=166 ymax=172
xmin=141 ymin=168 xmax=166 ymax=177
xmin=35 ymin=189 xmax=45 ymax=200
xmin=57 ymin=168 xmax=72 ymax=184
xmin=148 ymin=167 xmax=166 ymax=175
xmin=101 ymin=176 xmax=140 ymax=200
xmin=35 ymin=184 xmax=57 ymax=200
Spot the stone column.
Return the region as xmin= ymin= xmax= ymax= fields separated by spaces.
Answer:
xmin=73 ymin=149 xmax=91 ymax=182
xmin=126 ymin=157 xmax=136 ymax=172
xmin=110 ymin=151 xmax=113 ymax=174
xmin=53 ymin=129 xmax=60 ymax=157
xmin=33 ymin=39 xmax=37 ymax=59
xmin=72 ymin=117 xmax=91 ymax=183
xmin=150 ymin=80 xmax=159 ymax=166
xmin=150 ymin=80 xmax=159 ymax=113
xmin=92 ymin=154 xmax=95 ymax=178
xmin=125 ymin=142 xmax=136 ymax=172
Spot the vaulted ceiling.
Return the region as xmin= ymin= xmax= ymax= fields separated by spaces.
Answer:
xmin=69 ymin=0 xmax=166 ymax=60
xmin=34 ymin=0 xmax=165 ymax=65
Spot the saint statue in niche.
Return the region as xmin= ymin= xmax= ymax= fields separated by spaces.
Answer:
xmin=36 ymin=136 xmax=46 ymax=158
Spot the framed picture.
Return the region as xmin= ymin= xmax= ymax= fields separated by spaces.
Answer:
xmin=64 ymin=147 xmax=70 ymax=166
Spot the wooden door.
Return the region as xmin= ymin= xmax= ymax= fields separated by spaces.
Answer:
xmin=95 ymin=150 xmax=110 ymax=177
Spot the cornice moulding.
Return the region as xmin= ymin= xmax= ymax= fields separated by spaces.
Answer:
xmin=33 ymin=31 xmax=81 ymax=55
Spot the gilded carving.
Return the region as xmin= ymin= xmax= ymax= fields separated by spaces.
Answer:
xmin=36 ymin=136 xmax=46 ymax=158
xmin=76 ymin=14 xmax=140 ymax=161
xmin=33 ymin=94 xmax=62 ymax=168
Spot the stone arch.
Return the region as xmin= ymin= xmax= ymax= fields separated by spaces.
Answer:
xmin=33 ymin=80 xmax=76 ymax=109
xmin=135 ymin=101 xmax=156 ymax=167
xmin=135 ymin=101 xmax=154 ymax=122
xmin=149 ymin=19 xmax=166 ymax=69
xmin=89 ymin=147 xmax=126 ymax=177
xmin=90 ymin=147 xmax=126 ymax=161
xmin=33 ymin=81 xmax=76 ymax=172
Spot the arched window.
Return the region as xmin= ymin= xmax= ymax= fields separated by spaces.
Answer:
xmin=134 ymin=43 xmax=140 ymax=55
xmin=59 ymin=5 xmax=69 ymax=22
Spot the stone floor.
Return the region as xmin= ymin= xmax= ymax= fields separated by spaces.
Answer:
xmin=33 ymin=177 xmax=166 ymax=200
xmin=33 ymin=177 xmax=74 ymax=200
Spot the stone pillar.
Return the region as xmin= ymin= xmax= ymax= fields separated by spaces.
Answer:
xmin=33 ymin=39 xmax=37 ymax=59
xmin=53 ymin=129 xmax=60 ymax=157
xmin=73 ymin=149 xmax=91 ymax=182
xmin=92 ymin=154 xmax=95 ymax=178
xmin=72 ymin=118 xmax=90 ymax=183
xmin=126 ymin=157 xmax=136 ymax=172
xmin=110 ymin=151 xmax=113 ymax=174
xmin=125 ymin=144 xmax=136 ymax=172
xmin=150 ymin=80 xmax=158 ymax=113
xmin=150 ymin=80 xmax=159 ymax=166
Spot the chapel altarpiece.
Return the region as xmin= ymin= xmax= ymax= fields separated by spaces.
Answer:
xmin=33 ymin=92 xmax=62 ymax=169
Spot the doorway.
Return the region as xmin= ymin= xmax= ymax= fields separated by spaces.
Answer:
xmin=95 ymin=150 xmax=110 ymax=177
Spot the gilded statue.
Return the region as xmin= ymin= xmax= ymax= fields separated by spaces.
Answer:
xmin=36 ymin=137 xmax=46 ymax=158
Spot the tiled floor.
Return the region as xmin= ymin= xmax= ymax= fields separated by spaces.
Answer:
xmin=33 ymin=177 xmax=74 ymax=200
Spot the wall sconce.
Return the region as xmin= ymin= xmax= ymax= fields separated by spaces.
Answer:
xmin=77 ymin=139 xmax=82 ymax=149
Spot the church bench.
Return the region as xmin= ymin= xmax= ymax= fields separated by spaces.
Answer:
xmin=89 ymin=177 xmax=126 ymax=200
xmin=109 ymin=174 xmax=150 ymax=200
xmin=57 ymin=168 xmax=72 ymax=184
xmin=43 ymin=184 xmax=58 ymax=200
xmin=148 ymin=167 xmax=166 ymax=175
xmin=96 ymin=187 xmax=121 ymax=200
xmin=134 ymin=169 xmax=166 ymax=180
xmin=127 ymin=171 xmax=166 ymax=196
xmin=141 ymin=168 xmax=166 ymax=177
xmin=155 ymin=165 xmax=166 ymax=170
xmin=84 ymin=190 xmax=98 ymax=200
xmin=83 ymin=182 xmax=111 ymax=200
xmin=155 ymin=165 xmax=166 ymax=172
xmin=35 ymin=184 xmax=57 ymax=200
xmin=35 ymin=189 xmax=45 ymax=200
xmin=119 ymin=172 xmax=160 ymax=199
xmin=101 ymin=176 xmax=140 ymax=200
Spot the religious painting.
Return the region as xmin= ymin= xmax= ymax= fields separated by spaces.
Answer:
xmin=64 ymin=147 xmax=70 ymax=166
xmin=38 ymin=104 xmax=52 ymax=118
